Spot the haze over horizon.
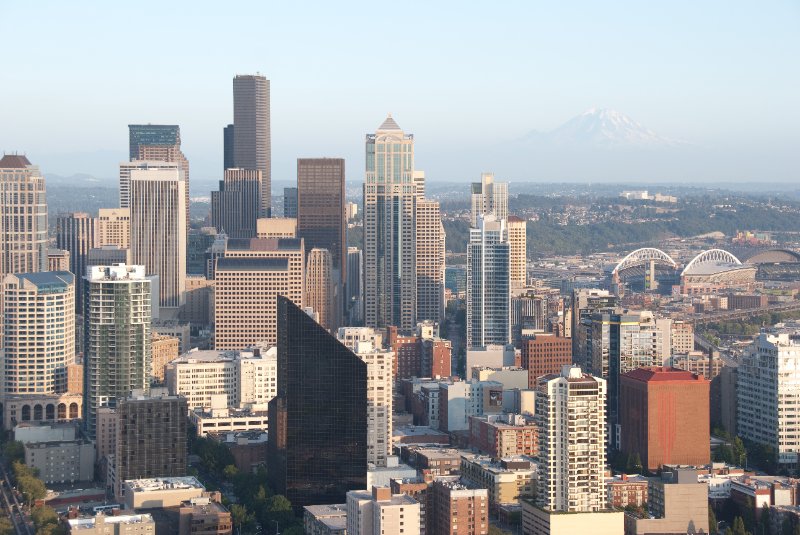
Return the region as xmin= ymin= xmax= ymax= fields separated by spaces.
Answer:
xmin=1 ymin=1 xmax=798 ymax=187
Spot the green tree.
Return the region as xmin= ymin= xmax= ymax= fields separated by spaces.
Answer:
xmin=709 ymin=507 xmax=718 ymax=535
xmin=0 ymin=517 xmax=14 ymax=535
xmin=731 ymin=516 xmax=749 ymax=535
xmin=267 ymin=494 xmax=294 ymax=527
xmin=31 ymin=505 xmax=60 ymax=529
xmin=230 ymin=504 xmax=255 ymax=534
xmin=2 ymin=440 xmax=24 ymax=463
xmin=223 ymin=464 xmax=239 ymax=480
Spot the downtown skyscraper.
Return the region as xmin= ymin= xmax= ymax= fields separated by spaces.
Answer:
xmin=0 ymin=155 xmax=48 ymax=278
xmin=233 ymin=74 xmax=271 ymax=216
xmin=211 ymin=168 xmax=262 ymax=239
xmin=83 ymin=264 xmax=152 ymax=439
xmin=467 ymin=215 xmax=510 ymax=349
xmin=363 ymin=116 xmax=417 ymax=331
xmin=268 ymin=296 xmax=367 ymax=507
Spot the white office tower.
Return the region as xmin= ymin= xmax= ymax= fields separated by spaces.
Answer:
xmin=536 ymin=366 xmax=607 ymax=512
xmin=738 ymin=333 xmax=800 ymax=466
xmin=470 ymin=172 xmax=508 ymax=227
xmin=337 ymin=327 xmax=393 ymax=468
xmin=129 ymin=165 xmax=186 ymax=317
xmin=467 ymin=215 xmax=510 ymax=349
xmin=83 ymin=264 xmax=152 ymax=439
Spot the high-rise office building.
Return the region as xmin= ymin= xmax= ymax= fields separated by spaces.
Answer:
xmin=83 ymin=264 xmax=152 ymax=439
xmin=467 ymin=215 xmax=510 ymax=349
xmin=2 ymin=272 xmax=75 ymax=396
xmin=337 ymin=327 xmax=393 ymax=468
xmin=119 ymin=159 xmax=181 ymax=209
xmin=223 ymin=124 xmax=235 ymax=170
xmin=416 ymin=199 xmax=445 ymax=324
xmin=128 ymin=125 xmax=190 ymax=229
xmin=570 ymin=288 xmax=618 ymax=367
xmin=129 ymin=166 xmax=187 ymax=315
xmin=115 ymin=391 xmax=188 ymax=499
xmin=585 ymin=310 xmax=665 ymax=421
xmin=520 ymin=334 xmax=572 ymax=388
xmin=268 ymin=296 xmax=367 ymax=508
xmin=213 ymin=255 xmax=302 ymax=350
xmin=56 ymin=212 xmax=97 ymax=308
xmin=97 ymin=208 xmax=130 ymax=249
xmin=511 ymin=290 xmax=549 ymax=346
xmin=283 ymin=187 xmax=298 ymax=218
xmin=535 ymin=366 xmax=606 ymax=513
xmin=738 ymin=333 xmax=800 ymax=466
xmin=507 ymin=216 xmax=527 ymax=288
xmin=470 ymin=172 xmax=508 ymax=227
xmin=0 ymin=155 xmax=48 ymax=278
xmin=619 ymin=367 xmax=710 ymax=471
xmin=306 ymin=248 xmax=336 ymax=331
xmin=363 ymin=115 xmax=417 ymax=331
xmin=211 ymin=168 xmax=262 ymax=239
xmin=233 ymin=74 xmax=271 ymax=216
xmin=347 ymin=247 xmax=364 ymax=325
xmin=297 ymin=158 xmax=346 ymax=283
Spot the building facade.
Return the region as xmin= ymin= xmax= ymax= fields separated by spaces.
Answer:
xmin=416 ymin=199 xmax=445 ymax=323
xmin=507 ymin=216 xmax=527 ymax=289
xmin=83 ymin=264 xmax=151 ymax=438
xmin=363 ymin=115 xmax=417 ymax=331
xmin=268 ymin=296 xmax=367 ymax=508
xmin=211 ymin=168 xmax=262 ymax=239
xmin=306 ymin=248 xmax=336 ymax=331
xmin=470 ymin=172 xmax=508 ymax=227
xmin=467 ymin=215 xmax=510 ymax=349
xmin=232 ymin=74 xmax=271 ymax=216
xmin=129 ymin=165 xmax=187 ymax=315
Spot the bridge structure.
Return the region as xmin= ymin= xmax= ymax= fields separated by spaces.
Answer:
xmin=611 ymin=247 xmax=679 ymax=293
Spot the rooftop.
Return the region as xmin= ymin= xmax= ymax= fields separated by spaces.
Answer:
xmin=11 ymin=271 xmax=74 ymax=290
xmin=215 ymin=257 xmax=288 ymax=271
xmin=68 ymin=513 xmax=154 ymax=529
xmin=0 ymin=154 xmax=32 ymax=168
xmin=377 ymin=114 xmax=401 ymax=131
xmin=172 ymin=347 xmax=274 ymax=364
xmin=623 ymin=366 xmax=706 ymax=383
xmin=125 ymin=476 xmax=205 ymax=493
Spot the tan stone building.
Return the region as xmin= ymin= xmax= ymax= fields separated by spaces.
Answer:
xmin=48 ymin=248 xmax=71 ymax=271
xmin=183 ymin=275 xmax=214 ymax=326
xmin=67 ymin=512 xmax=156 ymax=534
xmin=416 ymin=198 xmax=445 ymax=324
xmin=152 ymin=333 xmax=180 ymax=383
xmin=346 ymin=487 xmax=421 ymax=535
xmin=256 ymin=217 xmax=296 ymax=238
xmin=97 ymin=208 xmax=131 ymax=248
xmin=507 ymin=215 xmax=527 ymax=288
xmin=460 ymin=454 xmax=536 ymax=511
xmin=306 ymin=248 xmax=336 ymax=331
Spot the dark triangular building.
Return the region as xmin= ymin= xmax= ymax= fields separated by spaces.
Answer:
xmin=268 ymin=295 xmax=367 ymax=508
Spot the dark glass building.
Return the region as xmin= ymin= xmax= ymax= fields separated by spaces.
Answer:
xmin=283 ymin=187 xmax=297 ymax=218
xmin=268 ymin=296 xmax=367 ymax=508
xmin=128 ymin=124 xmax=180 ymax=159
xmin=223 ymin=124 xmax=235 ymax=170
xmin=296 ymin=159 xmax=345 ymax=279
xmin=211 ymin=169 xmax=261 ymax=239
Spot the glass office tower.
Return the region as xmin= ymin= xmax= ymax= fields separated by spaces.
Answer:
xmin=268 ymin=296 xmax=367 ymax=508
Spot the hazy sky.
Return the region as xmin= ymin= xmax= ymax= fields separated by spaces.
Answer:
xmin=1 ymin=1 xmax=798 ymax=188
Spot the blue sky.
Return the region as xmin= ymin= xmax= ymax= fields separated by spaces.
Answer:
xmin=1 ymin=1 xmax=798 ymax=188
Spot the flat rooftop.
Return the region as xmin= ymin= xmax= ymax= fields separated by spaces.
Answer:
xmin=68 ymin=513 xmax=154 ymax=529
xmin=125 ymin=476 xmax=205 ymax=492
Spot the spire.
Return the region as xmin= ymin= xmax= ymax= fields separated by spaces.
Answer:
xmin=377 ymin=114 xmax=401 ymax=131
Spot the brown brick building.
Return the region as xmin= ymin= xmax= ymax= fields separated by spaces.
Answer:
xmin=619 ymin=367 xmax=710 ymax=472
xmin=468 ymin=414 xmax=538 ymax=459
xmin=519 ymin=334 xmax=572 ymax=388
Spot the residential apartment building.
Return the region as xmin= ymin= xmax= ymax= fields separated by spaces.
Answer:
xmin=470 ymin=172 xmax=508 ymax=227
xmin=507 ymin=215 xmax=526 ymax=288
xmin=467 ymin=215 xmax=510 ymax=349
xmin=346 ymin=487 xmax=421 ymax=535
xmin=416 ymin=198 xmax=445 ymax=323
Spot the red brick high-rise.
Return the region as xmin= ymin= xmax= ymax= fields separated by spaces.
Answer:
xmin=619 ymin=367 xmax=710 ymax=472
xmin=519 ymin=334 xmax=572 ymax=388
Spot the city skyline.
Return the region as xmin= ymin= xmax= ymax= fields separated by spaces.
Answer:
xmin=1 ymin=2 xmax=797 ymax=185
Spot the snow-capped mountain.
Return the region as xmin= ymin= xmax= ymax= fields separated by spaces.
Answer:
xmin=526 ymin=108 xmax=685 ymax=148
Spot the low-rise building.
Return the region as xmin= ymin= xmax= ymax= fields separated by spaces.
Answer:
xmin=207 ymin=431 xmax=268 ymax=473
xmin=304 ymin=504 xmax=348 ymax=535
xmin=189 ymin=396 xmax=269 ymax=437
xmin=460 ymin=454 xmax=536 ymax=511
xmin=346 ymin=486 xmax=421 ymax=535
xmin=606 ymin=474 xmax=648 ymax=509
xmin=123 ymin=476 xmax=207 ymax=510
xmin=400 ymin=447 xmax=462 ymax=476
xmin=521 ymin=501 xmax=624 ymax=535
xmin=151 ymin=333 xmax=180 ymax=382
xmin=165 ymin=347 xmax=277 ymax=410
xmin=624 ymin=469 xmax=710 ymax=535
xmin=24 ymin=439 xmax=95 ymax=483
xmin=430 ymin=477 xmax=489 ymax=535
xmin=67 ymin=513 xmax=155 ymax=534
xmin=438 ymin=381 xmax=504 ymax=432
xmin=470 ymin=367 xmax=529 ymax=390
xmin=468 ymin=413 xmax=538 ymax=459
xmin=177 ymin=496 xmax=232 ymax=535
